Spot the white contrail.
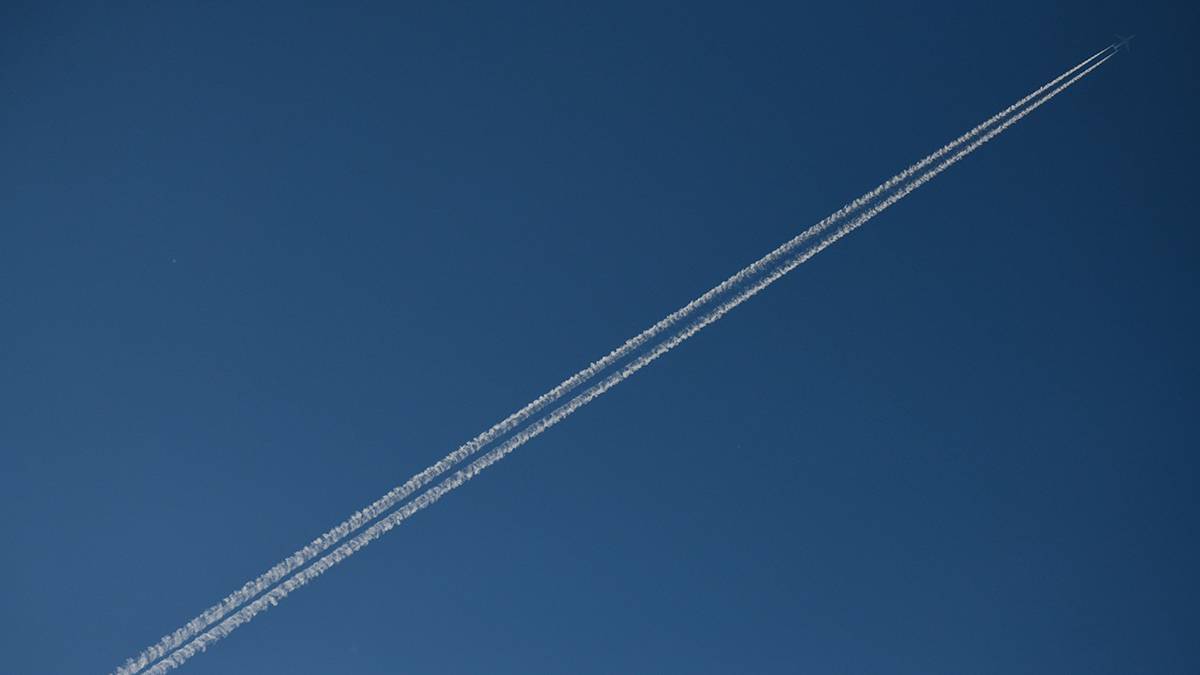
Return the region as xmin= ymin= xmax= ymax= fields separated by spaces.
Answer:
xmin=114 ymin=45 xmax=1113 ymax=675
xmin=136 ymin=51 xmax=1112 ymax=675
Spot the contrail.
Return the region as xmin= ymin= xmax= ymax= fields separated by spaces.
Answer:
xmin=134 ymin=50 xmax=1112 ymax=675
xmin=114 ymin=45 xmax=1114 ymax=675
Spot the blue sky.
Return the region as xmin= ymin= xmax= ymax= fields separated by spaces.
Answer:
xmin=3 ymin=1 xmax=1198 ymax=673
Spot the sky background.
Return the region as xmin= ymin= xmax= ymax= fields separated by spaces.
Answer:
xmin=3 ymin=1 xmax=1198 ymax=673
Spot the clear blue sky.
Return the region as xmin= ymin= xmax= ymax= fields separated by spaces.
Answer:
xmin=3 ymin=1 xmax=1197 ymax=673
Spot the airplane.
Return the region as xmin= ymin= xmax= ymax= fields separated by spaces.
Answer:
xmin=1113 ymin=34 xmax=1136 ymax=53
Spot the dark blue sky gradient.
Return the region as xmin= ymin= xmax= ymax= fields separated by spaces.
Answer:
xmin=3 ymin=1 xmax=1198 ymax=673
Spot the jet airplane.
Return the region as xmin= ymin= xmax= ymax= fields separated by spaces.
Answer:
xmin=1113 ymin=34 xmax=1136 ymax=52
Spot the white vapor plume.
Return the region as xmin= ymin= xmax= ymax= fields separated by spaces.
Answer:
xmin=135 ymin=51 xmax=1111 ymax=675
xmin=114 ymin=44 xmax=1113 ymax=675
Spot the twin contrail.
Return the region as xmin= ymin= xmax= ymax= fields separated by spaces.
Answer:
xmin=116 ymin=46 xmax=1109 ymax=675
xmin=117 ymin=46 xmax=1115 ymax=674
